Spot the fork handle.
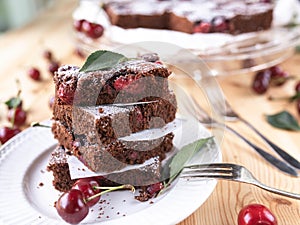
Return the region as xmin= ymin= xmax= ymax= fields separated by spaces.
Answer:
xmin=225 ymin=126 xmax=298 ymax=177
xmin=253 ymin=181 xmax=300 ymax=200
xmin=239 ymin=117 xmax=300 ymax=169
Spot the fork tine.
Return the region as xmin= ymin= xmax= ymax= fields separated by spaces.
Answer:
xmin=181 ymin=163 xmax=300 ymax=199
xmin=185 ymin=163 xmax=235 ymax=169
xmin=181 ymin=163 xmax=235 ymax=180
xmin=180 ymin=174 xmax=234 ymax=179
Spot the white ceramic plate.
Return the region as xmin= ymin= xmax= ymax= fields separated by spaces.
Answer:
xmin=0 ymin=119 xmax=221 ymax=225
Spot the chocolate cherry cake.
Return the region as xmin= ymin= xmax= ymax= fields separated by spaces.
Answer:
xmin=48 ymin=52 xmax=177 ymax=191
xmin=48 ymin=146 xmax=162 ymax=192
xmin=75 ymin=0 xmax=274 ymax=35
xmin=52 ymin=120 xmax=174 ymax=173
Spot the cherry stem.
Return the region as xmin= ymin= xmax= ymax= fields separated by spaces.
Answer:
xmin=10 ymin=108 xmax=16 ymax=128
xmin=268 ymin=96 xmax=291 ymax=101
xmin=287 ymin=75 xmax=299 ymax=80
xmin=31 ymin=122 xmax=51 ymax=128
xmin=268 ymin=92 xmax=300 ymax=102
xmin=86 ymin=184 xmax=135 ymax=202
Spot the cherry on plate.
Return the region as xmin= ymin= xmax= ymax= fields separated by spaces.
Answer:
xmin=7 ymin=107 xmax=27 ymax=126
xmin=0 ymin=127 xmax=21 ymax=144
xmin=72 ymin=178 xmax=101 ymax=207
xmin=238 ymin=204 xmax=277 ymax=225
xmin=56 ymin=189 xmax=89 ymax=224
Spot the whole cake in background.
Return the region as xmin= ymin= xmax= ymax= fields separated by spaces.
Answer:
xmin=104 ymin=0 xmax=274 ymax=34
xmin=74 ymin=0 xmax=274 ymax=37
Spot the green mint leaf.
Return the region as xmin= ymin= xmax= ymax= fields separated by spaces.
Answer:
xmin=266 ymin=111 xmax=300 ymax=131
xmin=289 ymin=92 xmax=300 ymax=102
xmin=79 ymin=50 xmax=128 ymax=72
xmin=4 ymin=97 xmax=22 ymax=109
xmin=161 ymin=137 xmax=212 ymax=191
xmin=295 ymin=45 xmax=300 ymax=54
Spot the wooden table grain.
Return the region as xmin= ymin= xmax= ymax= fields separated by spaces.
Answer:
xmin=0 ymin=0 xmax=299 ymax=224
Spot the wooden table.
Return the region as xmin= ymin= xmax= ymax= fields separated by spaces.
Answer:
xmin=0 ymin=0 xmax=299 ymax=224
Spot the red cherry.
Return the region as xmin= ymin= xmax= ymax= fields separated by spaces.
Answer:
xmin=113 ymin=76 xmax=145 ymax=94
xmin=270 ymin=66 xmax=289 ymax=86
xmin=49 ymin=61 xmax=60 ymax=75
xmin=252 ymin=70 xmax=271 ymax=94
xmin=43 ymin=50 xmax=53 ymax=61
xmin=133 ymin=108 xmax=144 ymax=123
xmin=82 ymin=21 xmax=104 ymax=39
xmin=72 ymin=178 xmax=101 ymax=207
xmin=7 ymin=107 xmax=27 ymax=126
xmin=0 ymin=127 xmax=21 ymax=144
xmin=212 ymin=16 xmax=228 ymax=32
xmin=73 ymin=19 xmax=86 ymax=32
xmin=238 ymin=204 xmax=277 ymax=225
xmin=295 ymin=81 xmax=300 ymax=93
xmin=296 ymin=99 xmax=300 ymax=115
xmin=57 ymin=84 xmax=74 ymax=104
xmin=146 ymin=182 xmax=164 ymax=196
xmin=56 ymin=189 xmax=89 ymax=224
xmin=270 ymin=66 xmax=282 ymax=76
xmin=193 ymin=21 xmax=211 ymax=33
xmin=28 ymin=67 xmax=41 ymax=81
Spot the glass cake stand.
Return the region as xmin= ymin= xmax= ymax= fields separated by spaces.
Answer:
xmin=74 ymin=24 xmax=300 ymax=76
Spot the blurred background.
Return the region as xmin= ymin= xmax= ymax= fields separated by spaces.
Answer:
xmin=0 ymin=0 xmax=54 ymax=32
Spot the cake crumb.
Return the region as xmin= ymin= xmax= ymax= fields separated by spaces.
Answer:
xmin=38 ymin=182 xmax=44 ymax=187
xmin=98 ymin=107 xmax=104 ymax=113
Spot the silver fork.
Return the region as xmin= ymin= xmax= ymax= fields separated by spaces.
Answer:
xmin=181 ymin=163 xmax=300 ymax=200
xmin=206 ymin=82 xmax=300 ymax=170
xmin=178 ymin=94 xmax=298 ymax=177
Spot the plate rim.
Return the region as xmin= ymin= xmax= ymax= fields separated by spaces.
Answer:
xmin=0 ymin=122 xmax=221 ymax=225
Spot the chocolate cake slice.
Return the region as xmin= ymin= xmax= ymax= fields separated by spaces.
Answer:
xmin=52 ymin=121 xmax=174 ymax=173
xmin=54 ymin=59 xmax=171 ymax=106
xmin=47 ymin=145 xmax=163 ymax=192
xmin=53 ymin=94 xmax=177 ymax=142
xmin=47 ymin=146 xmax=76 ymax=192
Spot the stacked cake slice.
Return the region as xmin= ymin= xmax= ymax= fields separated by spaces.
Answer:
xmin=48 ymin=54 xmax=177 ymax=191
